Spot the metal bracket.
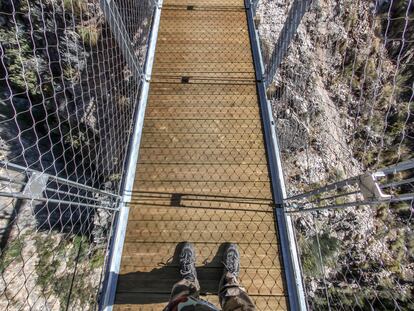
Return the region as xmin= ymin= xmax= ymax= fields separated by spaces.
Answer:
xmin=359 ymin=173 xmax=391 ymax=201
xmin=142 ymin=73 xmax=151 ymax=82
xmin=22 ymin=172 xmax=49 ymax=201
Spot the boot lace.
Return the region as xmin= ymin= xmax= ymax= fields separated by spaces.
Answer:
xmin=223 ymin=250 xmax=239 ymax=276
xmin=180 ymin=251 xmax=195 ymax=278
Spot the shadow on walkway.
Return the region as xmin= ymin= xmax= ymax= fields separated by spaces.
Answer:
xmin=114 ymin=242 xmax=229 ymax=305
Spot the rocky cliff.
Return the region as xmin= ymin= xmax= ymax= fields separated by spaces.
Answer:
xmin=257 ymin=0 xmax=413 ymax=309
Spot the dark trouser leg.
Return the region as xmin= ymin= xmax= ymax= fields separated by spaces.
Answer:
xmin=170 ymin=278 xmax=200 ymax=301
xmin=164 ymin=278 xmax=200 ymax=311
xmin=219 ymin=272 xmax=256 ymax=311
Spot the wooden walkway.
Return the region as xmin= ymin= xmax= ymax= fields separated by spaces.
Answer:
xmin=114 ymin=0 xmax=288 ymax=309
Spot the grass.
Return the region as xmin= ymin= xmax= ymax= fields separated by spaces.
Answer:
xmin=89 ymin=249 xmax=105 ymax=269
xmin=0 ymin=28 xmax=40 ymax=96
xmin=108 ymin=173 xmax=121 ymax=182
xmin=328 ymin=167 xmax=345 ymax=182
xmin=118 ymin=95 xmax=130 ymax=107
xmin=35 ymin=235 xmax=61 ymax=290
xmin=34 ymin=234 xmax=103 ymax=308
xmin=77 ymin=23 xmax=100 ymax=47
xmin=376 ymin=204 xmax=389 ymax=220
xmin=63 ymin=0 xmax=86 ymax=16
xmin=391 ymin=202 xmax=411 ymax=219
xmin=63 ymin=65 xmax=78 ymax=81
xmin=0 ymin=238 xmax=24 ymax=273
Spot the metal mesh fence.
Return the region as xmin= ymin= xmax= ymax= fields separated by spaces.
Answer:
xmin=255 ymin=0 xmax=413 ymax=309
xmin=0 ymin=0 xmax=155 ymax=309
xmin=1 ymin=0 xmax=412 ymax=309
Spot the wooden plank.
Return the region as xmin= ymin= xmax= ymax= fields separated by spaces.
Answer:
xmin=156 ymin=37 xmax=248 ymax=45
xmin=125 ymin=219 xmax=275 ymax=232
xmin=158 ymin=29 xmax=248 ymax=37
xmin=158 ymin=23 xmax=248 ymax=32
xmin=120 ymin=241 xmax=281 ymax=268
xmin=133 ymin=180 xmax=273 ymax=198
xmin=152 ymin=65 xmax=254 ymax=80
xmin=128 ymin=194 xmax=273 ymax=212
xmin=160 ymin=17 xmax=247 ymax=25
xmin=148 ymin=82 xmax=257 ymax=95
xmin=153 ymin=62 xmax=254 ymax=72
xmin=160 ymin=9 xmax=247 ymax=21
xmin=138 ymin=148 xmax=267 ymax=164
xmin=147 ymin=94 xmax=258 ymax=107
xmin=155 ymin=52 xmax=252 ymax=63
xmin=124 ymin=220 xmax=277 ymax=244
xmin=151 ymin=77 xmax=256 ymax=84
xmin=156 ymin=39 xmax=250 ymax=47
xmin=159 ymin=16 xmax=247 ymax=26
xmin=158 ymin=30 xmax=249 ymax=39
xmin=155 ymin=43 xmax=252 ymax=53
xmin=142 ymin=119 xmax=263 ymax=134
xmin=126 ymin=207 xmax=274 ymax=222
xmin=157 ymin=36 xmax=250 ymax=45
xmin=135 ymin=164 xmax=270 ymax=182
xmin=114 ymin=294 xmax=288 ymax=311
xmin=117 ymin=267 xmax=285 ymax=296
xmin=154 ymin=54 xmax=249 ymax=68
xmin=163 ymin=0 xmax=245 ymax=8
xmin=145 ymin=106 xmax=259 ymax=119
xmin=140 ymin=133 xmax=265 ymax=149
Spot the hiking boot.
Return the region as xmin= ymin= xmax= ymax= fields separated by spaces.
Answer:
xmin=179 ymin=242 xmax=198 ymax=281
xmin=222 ymin=243 xmax=240 ymax=278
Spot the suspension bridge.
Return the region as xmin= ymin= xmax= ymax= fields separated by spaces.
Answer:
xmin=0 ymin=0 xmax=412 ymax=310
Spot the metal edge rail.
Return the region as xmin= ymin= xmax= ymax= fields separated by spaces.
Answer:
xmin=99 ymin=1 xmax=163 ymax=309
xmin=244 ymin=1 xmax=307 ymax=310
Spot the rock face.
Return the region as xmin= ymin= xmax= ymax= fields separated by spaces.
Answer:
xmin=257 ymin=0 xmax=413 ymax=309
xmin=0 ymin=0 xmax=143 ymax=190
xmin=0 ymin=0 xmax=151 ymax=309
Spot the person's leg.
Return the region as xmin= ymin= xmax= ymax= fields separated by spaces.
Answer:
xmin=164 ymin=243 xmax=200 ymax=311
xmin=218 ymin=244 xmax=256 ymax=311
xmin=169 ymin=277 xmax=200 ymax=302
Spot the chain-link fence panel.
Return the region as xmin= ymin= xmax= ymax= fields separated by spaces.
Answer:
xmin=0 ymin=0 xmax=155 ymax=309
xmin=255 ymin=0 xmax=413 ymax=309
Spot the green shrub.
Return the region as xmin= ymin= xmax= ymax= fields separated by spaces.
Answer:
xmin=300 ymin=232 xmax=340 ymax=277
xmin=77 ymin=23 xmax=100 ymax=47
xmin=63 ymin=0 xmax=86 ymax=16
